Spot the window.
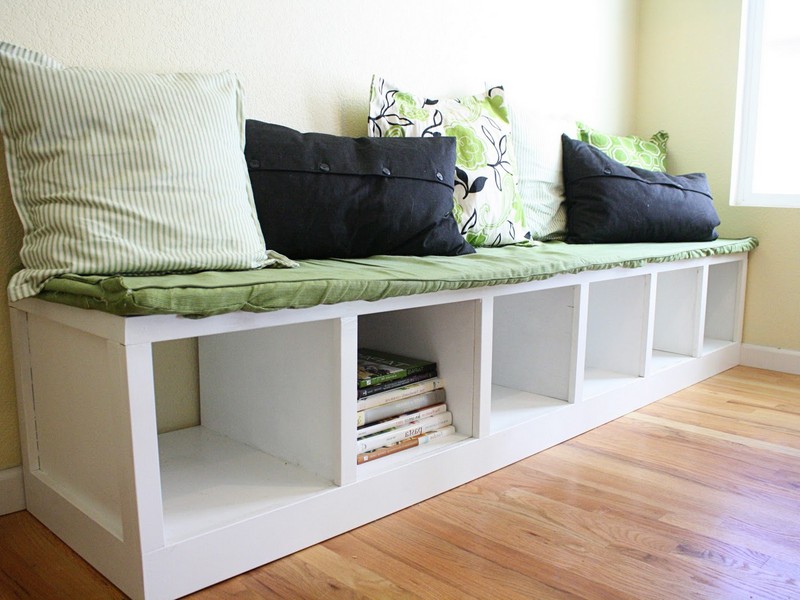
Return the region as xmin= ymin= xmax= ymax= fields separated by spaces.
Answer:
xmin=731 ymin=0 xmax=800 ymax=207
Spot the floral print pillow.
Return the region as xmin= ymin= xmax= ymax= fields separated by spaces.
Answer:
xmin=576 ymin=122 xmax=669 ymax=172
xmin=368 ymin=76 xmax=528 ymax=247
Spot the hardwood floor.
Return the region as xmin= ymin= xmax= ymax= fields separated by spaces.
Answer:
xmin=1 ymin=366 xmax=798 ymax=599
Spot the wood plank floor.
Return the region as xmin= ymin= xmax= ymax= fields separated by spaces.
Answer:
xmin=1 ymin=365 xmax=798 ymax=599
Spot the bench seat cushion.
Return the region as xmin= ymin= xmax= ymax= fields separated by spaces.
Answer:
xmin=35 ymin=238 xmax=758 ymax=318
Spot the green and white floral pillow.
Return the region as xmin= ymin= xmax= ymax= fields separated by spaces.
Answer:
xmin=368 ymin=76 xmax=528 ymax=247
xmin=576 ymin=122 xmax=669 ymax=172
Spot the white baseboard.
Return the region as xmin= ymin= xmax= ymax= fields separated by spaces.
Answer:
xmin=740 ymin=344 xmax=800 ymax=375
xmin=0 ymin=466 xmax=26 ymax=516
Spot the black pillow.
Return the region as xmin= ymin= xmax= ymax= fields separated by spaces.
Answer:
xmin=244 ymin=120 xmax=475 ymax=259
xmin=561 ymin=134 xmax=720 ymax=243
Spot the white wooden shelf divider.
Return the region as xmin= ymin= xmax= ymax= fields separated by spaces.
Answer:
xmin=9 ymin=251 xmax=748 ymax=599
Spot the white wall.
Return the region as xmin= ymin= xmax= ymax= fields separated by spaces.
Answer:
xmin=0 ymin=0 xmax=638 ymax=469
xmin=0 ymin=0 xmax=640 ymax=134
xmin=636 ymin=0 xmax=800 ymax=354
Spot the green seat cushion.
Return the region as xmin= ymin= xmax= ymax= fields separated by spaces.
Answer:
xmin=35 ymin=238 xmax=758 ymax=318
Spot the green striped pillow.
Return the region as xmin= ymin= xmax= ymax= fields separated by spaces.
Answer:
xmin=0 ymin=42 xmax=291 ymax=302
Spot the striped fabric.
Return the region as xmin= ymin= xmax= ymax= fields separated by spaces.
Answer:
xmin=509 ymin=106 xmax=573 ymax=241
xmin=0 ymin=42 xmax=289 ymax=302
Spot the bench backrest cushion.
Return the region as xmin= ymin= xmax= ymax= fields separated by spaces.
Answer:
xmin=562 ymin=135 xmax=720 ymax=243
xmin=509 ymin=107 xmax=574 ymax=241
xmin=245 ymin=120 xmax=474 ymax=259
xmin=368 ymin=76 xmax=528 ymax=248
xmin=576 ymin=122 xmax=669 ymax=172
xmin=0 ymin=41 xmax=285 ymax=302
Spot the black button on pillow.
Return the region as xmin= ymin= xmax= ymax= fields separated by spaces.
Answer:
xmin=561 ymin=134 xmax=720 ymax=243
xmin=245 ymin=120 xmax=475 ymax=259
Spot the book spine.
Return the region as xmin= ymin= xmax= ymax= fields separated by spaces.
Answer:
xmin=357 ymin=387 xmax=446 ymax=426
xmin=356 ymin=411 xmax=453 ymax=454
xmin=358 ymin=362 xmax=437 ymax=389
xmin=357 ymin=375 xmax=444 ymax=405
xmin=357 ymin=402 xmax=447 ymax=439
xmin=357 ymin=426 xmax=456 ymax=464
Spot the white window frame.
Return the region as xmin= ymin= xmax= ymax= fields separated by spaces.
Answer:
xmin=730 ymin=0 xmax=800 ymax=208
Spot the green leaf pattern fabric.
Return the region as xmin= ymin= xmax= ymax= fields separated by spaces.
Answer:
xmin=369 ymin=76 xmax=528 ymax=247
xmin=576 ymin=121 xmax=669 ymax=172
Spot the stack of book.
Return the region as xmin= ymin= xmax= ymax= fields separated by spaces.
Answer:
xmin=356 ymin=348 xmax=455 ymax=464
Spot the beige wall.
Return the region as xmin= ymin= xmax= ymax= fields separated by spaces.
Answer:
xmin=636 ymin=0 xmax=800 ymax=351
xmin=1 ymin=0 xmax=638 ymax=469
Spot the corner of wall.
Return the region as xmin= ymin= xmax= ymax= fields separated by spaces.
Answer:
xmin=0 ymin=466 xmax=25 ymax=515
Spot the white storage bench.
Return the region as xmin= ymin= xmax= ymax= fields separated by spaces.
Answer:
xmin=9 ymin=238 xmax=755 ymax=599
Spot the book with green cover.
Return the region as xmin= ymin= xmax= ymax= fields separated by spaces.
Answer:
xmin=357 ymin=371 xmax=438 ymax=399
xmin=357 ymin=348 xmax=437 ymax=389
